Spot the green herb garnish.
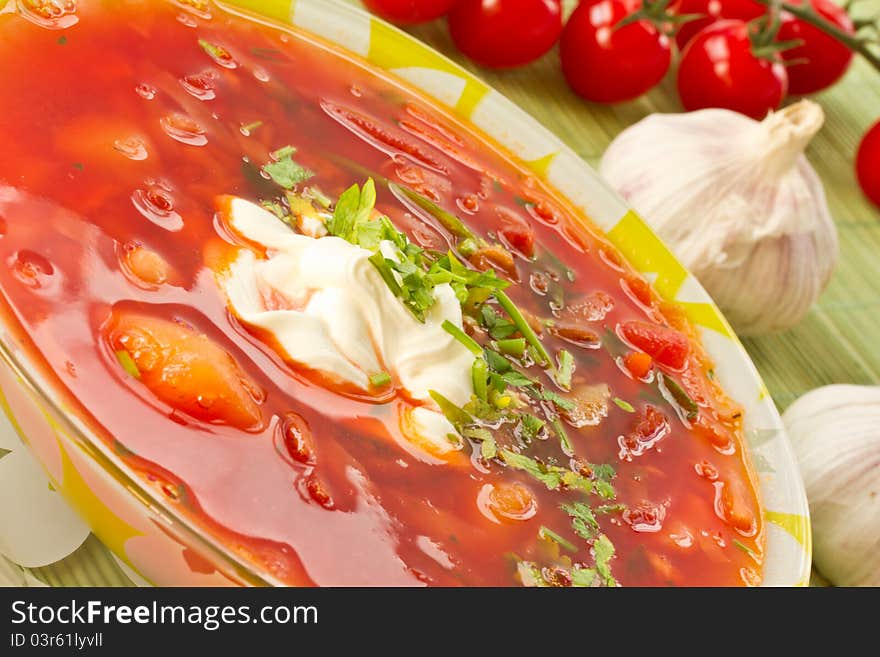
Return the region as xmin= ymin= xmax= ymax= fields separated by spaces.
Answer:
xmin=518 ymin=414 xmax=546 ymax=442
xmin=369 ymin=372 xmax=392 ymax=388
xmin=240 ymin=120 xmax=263 ymax=135
xmin=390 ymin=182 xmax=476 ymax=241
xmin=593 ymin=534 xmax=617 ymax=587
xmin=538 ymin=527 xmax=577 ymax=553
xmin=613 ymin=397 xmax=635 ymax=413
xmin=552 ymin=416 xmax=572 ymax=455
xmin=263 ymin=145 xmax=314 ymax=189
xmin=472 ymin=358 xmax=489 ymax=402
xmin=556 ymin=349 xmax=574 ymax=390
xmin=659 ymin=373 xmax=699 ymax=420
xmin=442 ymin=320 xmax=483 ymax=356
xmin=496 ymin=338 xmax=526 ymax=358
xmin=495 ymin=290 xmax=552 ymax=369
xmin=429 ymin=390 xmax=472 ymax=429
xmin=115 ymin=351 xmax=141 ymax=379
xmin=571 ymin=566 xmax=597 ymax=587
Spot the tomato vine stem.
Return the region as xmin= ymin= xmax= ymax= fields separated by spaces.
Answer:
xmin=752 ymin=0 xmax=880 ymax=71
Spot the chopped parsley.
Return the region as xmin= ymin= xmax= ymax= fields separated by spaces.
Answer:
xmin=571 ymin=565 xmax=597 ymax=587
xmin=263 ymin=145 xmax=314 ymax=190
xmin=613 ymin=397 xmax=635 ymax=413
xmin=593 ymin=534 xmax=617 ymax=587
xmin=369 ymin=372 xmax=391 ymax=388
xmin=518 ymin=414 xmax=546 ymax=442
xmin=556 ymin=349 xmax=574 ymax=390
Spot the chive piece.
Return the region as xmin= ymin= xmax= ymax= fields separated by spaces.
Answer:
xmin=495 ymin=290 xmax=552 ymax=369
xmin=556 ymin=349 xmax=574 ymax=390
xmin=496 ymin=338 xmax=526 ymax=358
xmin=552 ymin=416 xmax=573 ymax=455
xmin=389 ymin=182 xmax=476 ymax=240
xmin=429 ymin=390 xmax=472 ymax=429
xmin=442 ymin=320 xmax=483 ymax=356
xmin=368 ymin=251 xmax=403 ymax=295
xmin=613 ymin=397 xmax=635 ymax=413
xmin=369 ymin=372 xmax=392 ymax=388
xmin=115 ymin=351 xmax=141 ymax=379
xmin=472 ymin=358 xmax=489 ymax=401
xmin=732 ymin=539 xmax=756 ymax=556
xmin=538 ymin=526 xmax=577 ymax=553
xmin=240 ymin=120 xmax=263 ymax=135
xmin=660 ymin=373 xmax=699 ymax=420
xmin=198 ymin=39 xmax=228 ymax=60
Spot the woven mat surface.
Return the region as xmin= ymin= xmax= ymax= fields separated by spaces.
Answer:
xmin=20 ymin=0 xmax=880 ymax=586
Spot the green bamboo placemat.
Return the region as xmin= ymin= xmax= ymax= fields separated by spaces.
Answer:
xmin=15 ymin=0 xmax=880 ymax=587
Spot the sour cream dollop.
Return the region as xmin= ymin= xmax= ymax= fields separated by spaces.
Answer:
xmin=215 ymin=197 xmax=475 ymax=459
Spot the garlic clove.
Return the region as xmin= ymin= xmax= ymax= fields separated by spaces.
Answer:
xmin=600 ymin=100 xmax=838 ymax=335
xmin=782 ymin=385 xmax=880 ymax=587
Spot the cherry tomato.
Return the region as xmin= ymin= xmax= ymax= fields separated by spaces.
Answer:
xmin=447 ymin=0 xmax=563 ymax=69
xmin=560 ymin=0 xmax=672 ymax=103
xmin=857 ymin=121 xmax=880 ymax=209
xmin=363 ymin=0 xmax=456 ymax=25
xmin=677 ymin=20 xmax=787 ymax=119
xmin=671 ymin=0 xmax=765 ymax=50
xmin=777 ymin=0 xmax=855 ymax=95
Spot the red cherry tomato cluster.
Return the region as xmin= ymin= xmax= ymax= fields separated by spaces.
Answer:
xmin=673 ymin=0 xmax=856 ymax=119
xmin=363 ymin=1 xmax=878 ymax=209
xmin=366 ymin=0 xmax=564 ymax=68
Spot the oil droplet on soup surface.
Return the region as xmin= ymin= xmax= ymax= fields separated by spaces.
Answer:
xmin=173 ymin=0 xmax=212 ymax=20
xmin=160 ymin=113 xmax=208 ymax=146
xmin=113 ymin=136 xmax=149 ymax=161
xmin=180 ymin=70 xmax=217 ymax=101
xmin=135 ymin=82 xmax=157 ymax=100
xmin=176 ymin=11 xmax=198 ymax=28
xmin=20 ymin=0 xmax=79 ymax=29
xmin=131 ymin=186 xmax=184 ymax=232
xmin=10 ymin=250 xmax=55 ymax=290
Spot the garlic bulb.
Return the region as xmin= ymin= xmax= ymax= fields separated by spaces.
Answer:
xmin=599 ymin=100 xmax=838 ymax=335
xmin=783 ymin=385 xmax=880 ymax=587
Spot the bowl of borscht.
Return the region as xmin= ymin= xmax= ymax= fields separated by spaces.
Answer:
xmin=0 ymin=0 xmax=811 ymax=586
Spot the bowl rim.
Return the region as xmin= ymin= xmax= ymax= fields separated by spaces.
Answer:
xmin=0 ymin=0 xmax=811 ymax=586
